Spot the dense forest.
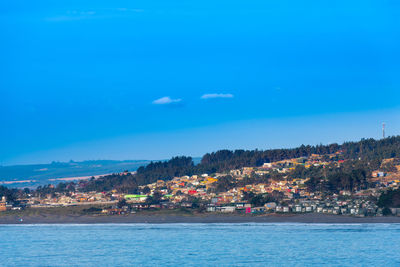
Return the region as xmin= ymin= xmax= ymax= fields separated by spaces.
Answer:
xmin=197 ymin=136 xmax=400 ymax=173
xmin=378 ymin=189 xmax=400 ymax=209
xmin=2 ymin=136 xmax=400 ymax=198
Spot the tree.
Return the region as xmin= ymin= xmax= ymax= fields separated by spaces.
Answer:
xmin=0 ymin=186 xmax=17 ymax=202
xmin=248 ymin=194 xmax=276 ymax=207
xmin=117 ymin=198 xmax=127 ymax=208
xmin=382 ymin=207 xmax=392 ymax=216
xmin=378 ymin=189 xmax=400 ymax=208
xmin=212 ymin=175 xmax=235 ymax=193
xmin=152 ymin=191 xmax=163 ymax=204
xmin=146 ymin=191 xmax=163 ymax=204
xmin=188 ymin=196 xmax=201 ymax=209
xmin=142 ymin=186 xmax=151 ymax=194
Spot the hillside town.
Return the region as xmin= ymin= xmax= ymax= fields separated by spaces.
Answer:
xmin=2 ymin=152 xmax=400 ymax=217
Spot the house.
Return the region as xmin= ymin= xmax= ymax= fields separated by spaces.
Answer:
xmin=262 ymin=163 xmax=273 ymax=169
xmin=242 ymin=167 xmax=254 ymax=176
xmin=372 ymin=171 xmax=386 ymax=178
xmin=264 ymin=202 xmax=277 ymax=210
xmin=124 ymin=194 xmax=148 ymax=202
xmin=211 ymin=197 xmax=219 ymax=204
xmin=206 ymin=205 xmax=216 ymax=212
xmin=252 ymin=207 xmax=266 ymax=213
xmin=188 ymin=190 xmax=197 ymax=195
xmin=230 ymin=169 xmax=241 ymax=176
xmin=0 ymin=202 xmax=8 ymax=212
xmin=390 ymin=208 xmax=400 ymax=215
xmin=0 ymin=196 xmax=11 ymax=212
xmin=216 ymin=206 xmax=236 ymax=213
xmin=282 ymin=207 xmax=290 ymax=213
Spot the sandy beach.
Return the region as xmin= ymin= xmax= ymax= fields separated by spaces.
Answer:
xmin=1 ymin=213 xmax=400 ymax=224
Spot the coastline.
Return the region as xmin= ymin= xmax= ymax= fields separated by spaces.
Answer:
xmin=1 ymin=213 xmax=400 ymax=224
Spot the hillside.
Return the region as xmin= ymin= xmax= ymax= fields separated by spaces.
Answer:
xmin=74 ymin=136 xmax=400 ymax=193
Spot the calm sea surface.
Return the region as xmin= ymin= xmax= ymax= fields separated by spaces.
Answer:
xmin=1 ymin=223 xmax=400 ymax=266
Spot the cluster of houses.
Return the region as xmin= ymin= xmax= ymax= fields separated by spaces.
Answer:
xmin=207 ymin=198 xmax=381 ymax=217
xmin=0 ymin=196 xmax=22 ymax=212
xmin=26 ymin=192 xmax=118 ymax=207
xmin=2 ymin=154 xmax=400 ymax=217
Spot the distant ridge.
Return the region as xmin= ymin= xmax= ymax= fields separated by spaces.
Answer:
xmin=0 ymin=160 xmax=151 ymax=187
xmin=0 ymin=158 xmax=203 ymax=188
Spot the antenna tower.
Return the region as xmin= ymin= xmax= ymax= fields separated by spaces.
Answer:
xmin=382 ymin=122 xmax=386 ymax=139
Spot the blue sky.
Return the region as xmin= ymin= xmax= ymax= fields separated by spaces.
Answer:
xmin=1 ymin=0 xmax=400 ymax=165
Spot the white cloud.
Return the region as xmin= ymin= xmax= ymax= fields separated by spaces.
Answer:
xmin=201 ymin=93 xmax=234 ymax=99
xmin=152 ymin=96 xmax=182 ymax=105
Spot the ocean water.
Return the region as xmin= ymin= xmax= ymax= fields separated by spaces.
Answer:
xmin=1 ymin=223 xmax=400 ymax=266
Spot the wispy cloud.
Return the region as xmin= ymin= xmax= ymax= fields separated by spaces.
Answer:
xmin=115 ymin=8 xmax=144 ymax=13
xmin=201 ymin=93 xmax=234 ymax=99
xmin=45 ymin=10 xmax=97 ymax=22
xmin=69 ymin=10 xmax=96 ymax=16
xmin=44 ymin=8 xmax=143 ymax=22
xmin=152 ymin=96 xmax=182 ymax=105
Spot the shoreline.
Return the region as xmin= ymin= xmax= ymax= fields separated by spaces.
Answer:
xmin=2 ymin=213 xmax=400 ymax=224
